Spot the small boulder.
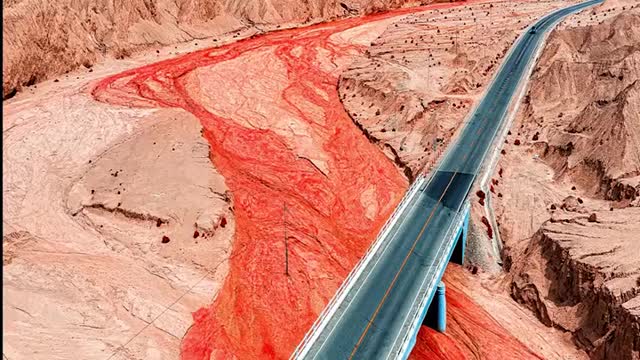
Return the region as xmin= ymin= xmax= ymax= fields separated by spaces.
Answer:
xmin=560 ymin=196 xmax=579 ymax=212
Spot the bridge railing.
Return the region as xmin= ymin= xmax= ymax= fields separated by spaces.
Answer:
xmin=293 ymin=125 xmax=452 ymax=358
xmin=291 ymin=170 xmax=428 ymax=358
xmin=394 ymin=201 xmax=470 ymax=358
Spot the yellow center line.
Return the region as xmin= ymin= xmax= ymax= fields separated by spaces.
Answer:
xmin=347 ymin=96 xmax=491 ymax=358
xmin=347 ymin=170 xmax=458 ymax=360
xmin=343 ymin=9 xmax=565 ymax=351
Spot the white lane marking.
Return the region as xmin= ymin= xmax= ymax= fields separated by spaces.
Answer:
xmin=295 ymin=175 xmax=426 ymax=359
xmin=387 ymin=206 xmax=467 ymax=359
xmin=311 ymin=183 xmax=427 ymax=358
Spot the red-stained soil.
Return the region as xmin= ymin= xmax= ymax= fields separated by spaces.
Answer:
xmin=92 ymin=2 xmax=541 ymax=359
xmin=410 ymin=269 xmax=543 ymax=360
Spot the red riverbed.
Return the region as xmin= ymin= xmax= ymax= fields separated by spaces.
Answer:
xmin=92 ymin=2 xmax=541 ymax=359
xmin=411 ymin=266 xmax=543 ymax=360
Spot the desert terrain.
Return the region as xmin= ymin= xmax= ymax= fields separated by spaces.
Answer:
xmin=3 ymin=0 xmax=639 ymax=359
xmin=339 ymin=0 xmax=578 ymax=180
xmin=486 ymin=1 xmax=640 ymax=359
xmin=3 ymin=0 xmax=437 ymax=100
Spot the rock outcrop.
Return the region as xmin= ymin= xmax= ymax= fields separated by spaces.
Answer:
xmin=509 ymin=208 xmax=640 ymax=360
xmin=338 ymin=0 xmax=576 ymax=179
xmin=494 ymin=4 xmax=640 ymax=360
xmin=2 ymin=0 xmax=429 ymax=99
xmin=520 ymin=7 xmax=640 ymax=204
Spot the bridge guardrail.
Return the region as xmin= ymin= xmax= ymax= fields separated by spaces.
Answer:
xmin=394 ymin=201 xmax=470 ymax=358
xmin=291 ymin=170 xmax=427 ymax=358
xmin=293 ymin=141 xmax=448 ymax=358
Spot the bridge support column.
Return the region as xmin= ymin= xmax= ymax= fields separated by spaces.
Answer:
xmin=423 ymin=282 xmax=446 ymax=333
xmin=451 ymin=208 xmax=469 ymax=265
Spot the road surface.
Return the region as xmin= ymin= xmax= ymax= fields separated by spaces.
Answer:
xmin=294 ymin=0 xmax=602 ymax=358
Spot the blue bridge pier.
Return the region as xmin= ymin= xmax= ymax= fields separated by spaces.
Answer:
xmin=398 ymin=202 xmax=471 ymax=359
xmin=423 ymin=282 xmax=447 ymax=332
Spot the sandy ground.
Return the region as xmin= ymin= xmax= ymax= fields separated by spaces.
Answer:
xmin=5 ymin=0 xmax=638 ymax=359
xmin=3 ymin=2 xmax=545 ymax=358
xmin=338 ymin=0 xmax=581 ymax=180
xmin=3 ymin=42 xmax=237 ymax=360
xmin=3 ymin=6 xmax=413 ymax=359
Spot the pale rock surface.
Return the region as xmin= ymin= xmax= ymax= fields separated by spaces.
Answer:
xmin=3 ymin=0 xmax=429 ymax=99
xmin=3 ymin=67 xmax=233 ymax=359
xmin=338 ymin=0 xmax=581 ymax=180
xmin=491 ymin=3 xmax=640 ymax=359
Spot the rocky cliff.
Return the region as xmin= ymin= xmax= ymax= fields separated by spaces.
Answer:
xmin=509 ymin=208 xmax=640 ymax=359
xmin=3 ymin=0 xmax=431 ymax=99
xmin=520 ymin=7 xmax=640 ymax=204
xmin=494 ymin=4 xmax=640 ymax=359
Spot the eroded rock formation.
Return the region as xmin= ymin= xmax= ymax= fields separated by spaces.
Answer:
xmin=509 ymin=208 xmax=640 ymax=359
xmin=337 ymin=0 xmax=578 ymax=180
xmin=493 ymin=3 xmax=640 ymax=359
xmin=2 ymin=0 xmax=430 ymax=99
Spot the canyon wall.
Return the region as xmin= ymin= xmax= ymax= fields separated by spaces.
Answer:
xmin=492 ymin=3 xmax=640 ymax=359
xmin=2 ymin=0 xmax=435 ymax=99
xmin=522 ymin=7 xmax=640 ymax=204
xmin=337 ymin=0 xmax=579 ymax=180
xmin=509 ymin=210 xmax=640 ymax=359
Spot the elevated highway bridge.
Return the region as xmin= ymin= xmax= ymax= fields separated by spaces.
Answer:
xmin=292 ymin=1 xmax=603 ymax=359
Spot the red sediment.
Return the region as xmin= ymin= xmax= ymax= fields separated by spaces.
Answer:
xmin=410 ymin=268 xmax=543 ymax=360
xmin=91 ymin=1 xmax=533 ymax=359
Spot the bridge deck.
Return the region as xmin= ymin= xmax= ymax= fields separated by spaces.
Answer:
xmin=294 ymin=1 xmax=602 ymax=359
